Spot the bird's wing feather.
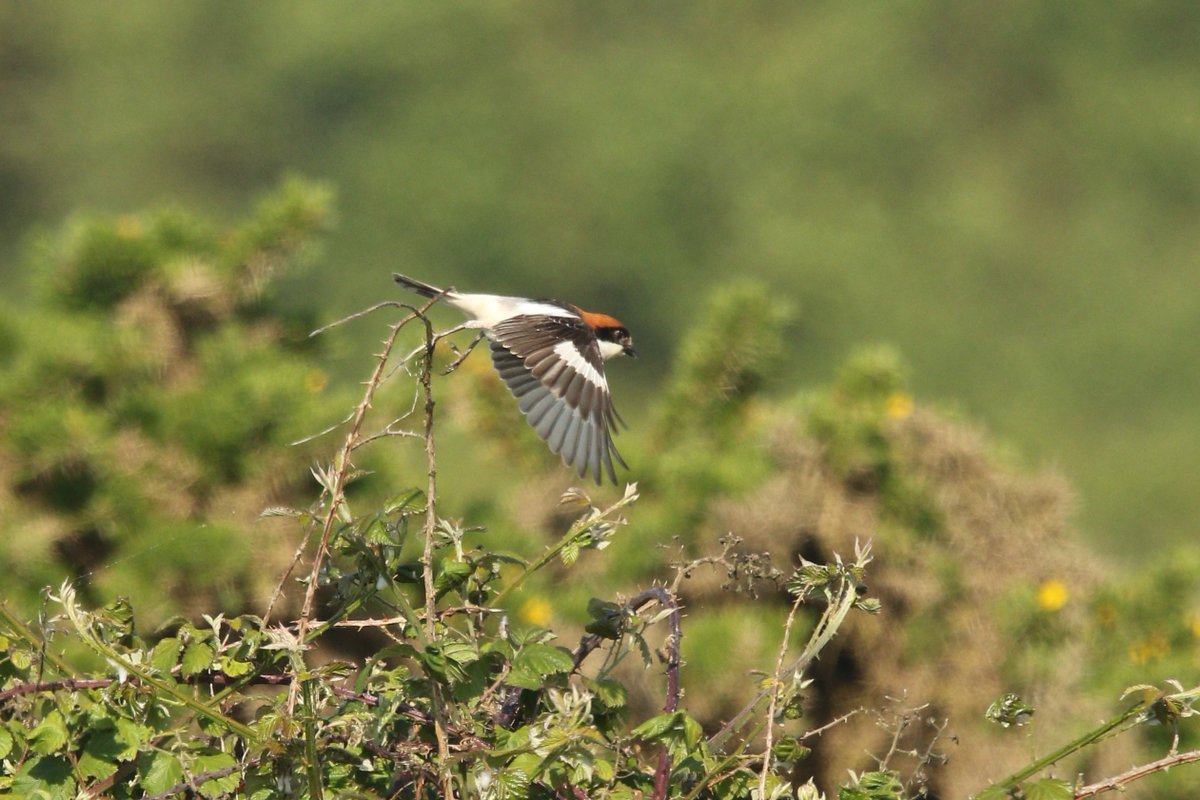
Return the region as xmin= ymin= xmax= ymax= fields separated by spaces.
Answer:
xmin=489 ymin=315 xmax=625 ymax=484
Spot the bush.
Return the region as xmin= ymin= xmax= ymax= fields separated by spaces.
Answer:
xmin=3 ymin=189 xmax=1199 ymax=798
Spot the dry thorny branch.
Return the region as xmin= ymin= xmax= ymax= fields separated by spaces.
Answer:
xmin=260 ymin=293 xmax=475 ymax=796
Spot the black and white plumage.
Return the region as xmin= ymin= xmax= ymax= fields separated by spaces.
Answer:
xmin=393 ymin=272 xmax=635 ymax=484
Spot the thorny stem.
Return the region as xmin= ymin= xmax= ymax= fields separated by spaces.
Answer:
xmin=655 ymin=590 xmax=683 ymax=800
xmin=567 ymin=587 xmax=680 ymax=800
xmin=759 ymin=593 xmax=806 ymax=800
xmin=280 ymin=301 xmax=436 ymax=715
xmin=976 ymin=695 xmax=1161 ymax=796
xmin=495 ymin=486 xmax=638 ymax=608
xmin=416 ymin=308 xmax=456 ymax=800
xmin=267 ymin=298 xmax=438 ymax=630
xmin=1074 ymin=748 xmax=1200 ymax=797
xmin=709 ymin=569 xmax=861 ymax=750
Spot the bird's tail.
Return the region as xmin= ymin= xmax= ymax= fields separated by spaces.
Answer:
xmin=393 ymin=272 xmax=448 ymax=299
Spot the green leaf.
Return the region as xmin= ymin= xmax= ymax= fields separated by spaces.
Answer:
xmin=492 ymin=763 xmax=533 ymax=799
xmin=193 ymin=750 xmax=239 ymax=798
xmin=972 ymin=788 xmax=1011 ymax=800
xmin=29 ymin=709 xmax=68 ymax=754
xmin=421 ymin=642 xmax=469 ymax=683
xmin=11 ymin=754 xmax=76 ymax=799
xmin=78 ymin=726 xmax=123 ymax=780
xmin=151 ymin=637 xmax=181 ymax=672
xmin=139 ymin=751 xmax=185 ymax=795
xmin=985 ymin=692 xmax=1035 ymax=728
xmin=116 ymin=718 xmax=151 ymax=759
xmin=435 ymin=559 xmax=473 ymax=594
xmin=0 ymin=726 xmax=12 ymax=759
xmin=586 ymin=677 xmax=628 ymax=709
xmin=681 ymin=712 xmax=703 ymax=748
xmin=385 ymin=488 xmax=425 ymax=515
xmin=10 ymin=647 xmax=32 ymax=670
xmin=772 ymin=736 xmax=811 ymax=762
xmin=181 ymin=640 xmax=216 ymax=676
xmin=219 ymin=656 xmax=254 ymax=677
xmin=512 ymin=643 xmax=573 ymax=677
xmin=631 ymin=711 xmax=678 ymax=741
xmin=1023 ymin=778 xmax=1073 ymax=800
xmin=839 ymin=770 xmax=905 ymax=800
xmin=584 ymin=598 xmax=624 ymax=639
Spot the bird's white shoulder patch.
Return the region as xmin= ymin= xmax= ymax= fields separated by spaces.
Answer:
xmin=553 ymin=340 xmax=606 ymax=388
xmin=449 ymin=293 xmax=573 ymax=329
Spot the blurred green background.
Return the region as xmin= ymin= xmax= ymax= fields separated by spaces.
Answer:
xmin=4 ymin=4 xmax=1200 ymax=793
xmin=5 ymin=2 xmax=1198 ymax=554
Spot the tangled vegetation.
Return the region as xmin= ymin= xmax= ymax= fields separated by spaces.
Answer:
xmin=2 ymin=183 xmax=1200 ymax=797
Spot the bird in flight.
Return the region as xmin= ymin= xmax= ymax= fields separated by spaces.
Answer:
xmin=393 ymin=273 xmax=636 ymax=484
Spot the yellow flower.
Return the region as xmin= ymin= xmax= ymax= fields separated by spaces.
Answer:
xmin=519 ymin=596 xmax=553 ymax=627
xmin=1036 ymin=579 xmax=1068 ymax=612
xmin=1128 ymin=634 xmax=1169 ymax=665
xmin=1187 ymin=610 xmax=1200 ymax=639
xmin=304 ymin=369 xmax=328 ymax=394
xmin=884 ymin=392 xmax=914 ymax=419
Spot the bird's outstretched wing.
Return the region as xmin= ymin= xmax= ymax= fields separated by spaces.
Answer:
xmin=488 ymin=314 xmax=626 ymax=484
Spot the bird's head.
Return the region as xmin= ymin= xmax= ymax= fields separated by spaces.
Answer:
xmin=579 ymin=309 xmax=637 ymax=360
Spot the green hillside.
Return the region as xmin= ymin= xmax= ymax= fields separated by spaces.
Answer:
xmin=4 ymin=3 xmax=1197 ymax=552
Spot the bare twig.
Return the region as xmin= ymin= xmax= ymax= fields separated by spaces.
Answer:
xmin=800 ymin=706 xmax=866 ymax=741
xmin=708 ymin=565 xmax=863 ymax=750
xmin=443 ymin=330 xmax=486 ymax=374
xmin=1074 ymin=749 xmax=1200 ymax=798
xmin=308 ymin=300 xmax=409 ymax=337
xmin=280 ymin=299 xmax=438 ymax=714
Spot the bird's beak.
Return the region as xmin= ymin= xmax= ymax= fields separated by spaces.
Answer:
xmin=623 ymin=344 xmax=638 ymax=358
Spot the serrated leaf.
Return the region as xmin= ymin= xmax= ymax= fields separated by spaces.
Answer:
xmin=385 ymin=489 xmax=425 ymax=514
xmin=138 ymin=753 xmax=183 ymax=796
xmin=560 ymin=538 xmax=582 ymax=566
xmin=1023 ymin=778 xmax=1073 ymax=800
xmin=504 ymin=667 xmax=543 ymax=691
xmin=435 ymin=560 xmax=473 ymax=593
xmin=181 ymin=640 xmax=215 ymax=677
xmin=854 ymin=597 xmax=882 ymax=614
xmin=259 ymin=505 xmax=303 ymax=519
xmin=512 ymin=643 xmax=573 ymax=677
xmin=29 ymin=709 xmax=68 ymax=754
xmin=972 ymin=786 xmax=1012 ymax=800
xmin=680 ymin=712 xmax=703 ymax=748
xmin=593 ymin=757 xmax=615 ymax=782
xmin=10 ymin=648 xmax=32 ymax=670
xmin=151 ymin=637 xmax=181 ymax=672
xmin=839 ymin=770 xmax=904 ymax=800
xmin=11 ymin=754 xmax=76 ymax=799
xmin=193 ymin=750 xmax=238 ymax=799
xmin=219 ymin=656 xmax=254 ymax=677
xmin=772 ymin=736 xmax=811 ymax=762
xmin=0 ymin=726 xmax=12 ymax=759
xmin=494 ymin=764 xmax=533 ymax=799
xmin=631 ymin=711 xmax=678 ymax=741
xmin=586 ymin=677 xmax=628 ymax=709
xmin=78 ymin=728 xmax=122 ymax=781
xmin=420 ymin=643 xmax=469 ymax=683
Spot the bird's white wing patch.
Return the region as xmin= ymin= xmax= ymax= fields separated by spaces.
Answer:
xmin=449 ymin=293 xmax=574 ymax=329
xmin=552 ymin=340 xmax=606 ymax=389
